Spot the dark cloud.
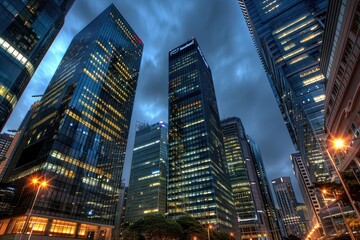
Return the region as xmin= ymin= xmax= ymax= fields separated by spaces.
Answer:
xmin=4 ymin=0 xmax=302 ymax=200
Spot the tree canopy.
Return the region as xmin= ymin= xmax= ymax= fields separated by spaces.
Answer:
xmin=123 ymin=214 xmax=234 ymax=240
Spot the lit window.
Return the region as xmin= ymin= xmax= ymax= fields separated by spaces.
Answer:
xmin=314 ymin=94 xmax=325 ymax=102
xmin=303 ymin=74 xmax=325 ymax=86
xmin=273 ymin=15 xmax=308 ymax=34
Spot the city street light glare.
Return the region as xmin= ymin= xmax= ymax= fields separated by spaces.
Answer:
xmin=333 ymin=138 xmax=346 ymax=150
xmin=32 ymin=178 xmax=48 ymax=188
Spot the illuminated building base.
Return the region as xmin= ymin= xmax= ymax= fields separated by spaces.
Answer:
xmin=0 ymin=216 xmax=112 ymax=240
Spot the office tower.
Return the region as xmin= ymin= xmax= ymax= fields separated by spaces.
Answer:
xmin=272 ymin=177 xmax=305 ymax=238
xmin=247 ymin=137 xmax=282 ymax=240
xmin=291 ymin=153 xmax=322 ymax=235
xmin=0 ymin=4 xmax=143 ymax=240
xmin=221 ymin=117 xmax=280 ymax=240
xmin=0 ymin=133 xmax=14 ymax=161
xmin=0 ymin=182 xmax=16 ymax=217
xmin=0 ymin=133 xmax=15 ymax=179
xmin=238 ymin=0 xmax=331 ymax=232
xmin=168 ymin=38 xmax=235 ymax=232
xmin=295 ymin=204 xmax=309 ymax=237
xmin=0 ymin=101 xmax=40 ymax=181
xmin=238 ymin=1 xmax=329 ymax=178
xmin=0 ymin=0 xmax=75 ymax=130
xmin=125 ymin=121 xmax=168 ymax=223
xmin=320 ymin=0 xmax=360 ymax=172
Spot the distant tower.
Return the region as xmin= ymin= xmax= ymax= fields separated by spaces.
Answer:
xmin=0 ymin=133 xmax=14 ymax=178
xmin=247 ymin=136 xmax=282 ymax=240
xmin=291 ymin=153 xmax=322 ymax=233
xmin=0 ymin=133 xmax=14 ymax=161
xmin=221 ymin=117 xmax=281 ymax=239
xmin=0 ymin=101 xmax=40 ymax=180
xmin=0 ymin=4 xmax=143 ymax=240
xmin=125 ymin=121 xmax=168 ymax=223
xmin=272 ymin=177 xmax=306 ymax=238
xmin=0 ymin=0 xmax=75 ymax=130
xmin=168 ymin=39 xmax=235 ymax=232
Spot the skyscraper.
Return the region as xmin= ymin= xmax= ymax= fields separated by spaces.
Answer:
xmin=125 ymin=121 xmax=168 ymax=223
xmin=0 ymin=101 xmax=40 ymax=180
xmin=168 ymin=38 xmax=235 ymax=232
xmin=0 ymin=133 xmax=14 ymax=161
xmin=0 ymin=0 xmax=75 ymax=130
xmin=247 ymin=137 xmax=282 ymax=240
xmin=0 ymin=132 xmax=15 ymax=179
xmin=272 ymin=177 xmax=306 ymax=238
xmin=238 ymin=0 xmax=330 ymax=230
xmin=0 ymin=4 xmax=143 ymax=239
xmin=221 ymin=117 xmax=280 ymax=240
xmin=291 ymin=153 xmax=322 ymax=235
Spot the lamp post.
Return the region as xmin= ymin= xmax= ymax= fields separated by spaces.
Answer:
xmin=323 ymin=138 xmax=360 ymax=220
xmin=19 ymin=178 xmax=48 ymax=240
xmin=207 ymin=224 xmax=212 ymax=240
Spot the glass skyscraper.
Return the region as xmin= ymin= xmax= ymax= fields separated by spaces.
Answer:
xmin=221 ymin=117 xmax=280 ymax=240
xmin=238 ymin=1 xmax=331 ymax=232
xmin=272 ymin=177 xmax=306 ymax=238
xmin=168 ymin=38 xmax=235 ymax=232
xmin=247 ymin=137 xmax=282 ymax=240
xmin=125 ymin=121 xmax=168 ymax=223
xmin=238 ymin=0 xmax=330 ymax=183
xmin=0 ymin=4 xmax=143 ymax=239
xmin=0 ymin=0 xmax=75 ymax=130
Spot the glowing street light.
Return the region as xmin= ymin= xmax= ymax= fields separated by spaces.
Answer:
xmin=333 ymin=138 xmax=346 ymax=150
xmin=207 ymin=224 xmax=212 ymax=240
xmin=20 ymin=178 xmax=48 ymax=240
xmin=323 ymin=138 xmax=360 ymax=220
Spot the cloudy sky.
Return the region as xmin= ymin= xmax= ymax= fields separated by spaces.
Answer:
xmin=4 ymin=0 xmax=302 ymax=199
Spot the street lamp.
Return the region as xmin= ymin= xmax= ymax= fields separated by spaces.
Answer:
xmin=207 ymin=224 xmax=212 ymax=240
xmin=333 ymin=138 xmax=346 ymax=150
xmin=20 ymin=178 xmax=48 ymax=240
xmin=323 ymin=137 xmax=360 ymax=220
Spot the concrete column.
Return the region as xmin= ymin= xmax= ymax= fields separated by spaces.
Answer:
xmin=44 ymin=219 xmax=53 ymax=236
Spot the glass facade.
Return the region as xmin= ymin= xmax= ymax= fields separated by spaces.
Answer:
xmin=238 ymin=0 xmax=329 ymax=205
xmin=168 ymin=39 xmax=235 ymax=232
xmin=125 ymin=121 xmax=168 ymax=223
xmin=221 ymin=117 xmax=280 ymax=240
xmin=248 ymin=136 xmax=282 ymax=240
xmin=2 ymin=4 xmax=143 ymax=239
xmin=0 ymin=0 xmax=75 ymax=130
xmin=291 ymin=153 xmax=322 ymax=231
xmin=272 ymin=177 xmax=305 ymax=238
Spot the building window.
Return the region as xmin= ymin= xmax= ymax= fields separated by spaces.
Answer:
xmin=49 ymin=220 xmax=77 ymax=237
xmin=351 ymin=8 xmax=360 ymax=34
